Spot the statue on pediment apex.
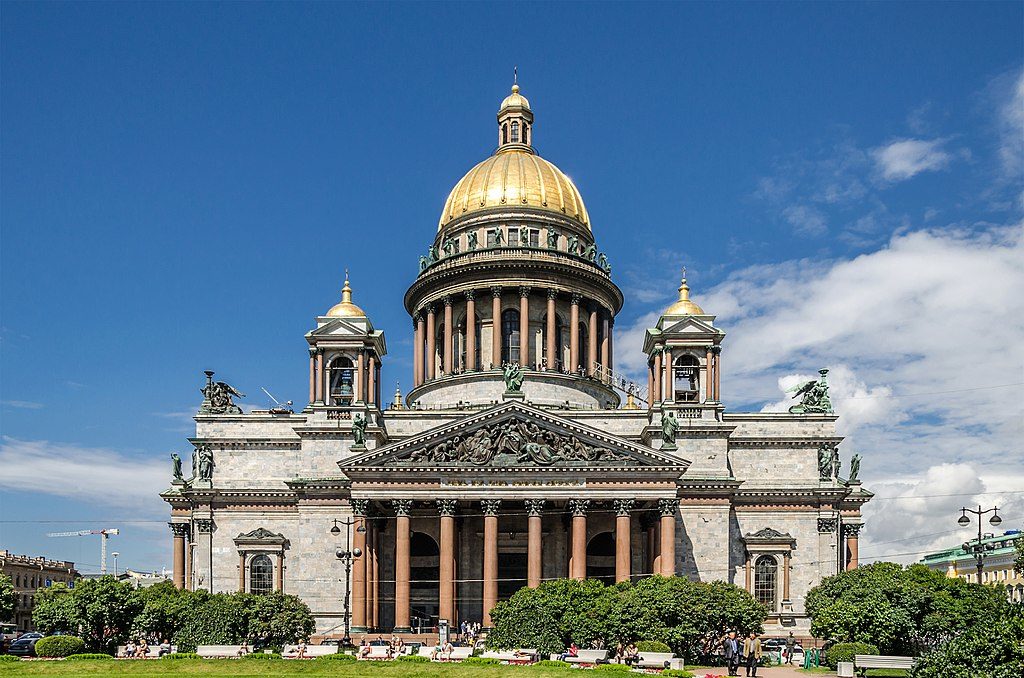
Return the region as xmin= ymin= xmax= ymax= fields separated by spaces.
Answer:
xmin=503 ymin=362 xmax=524 ymax=392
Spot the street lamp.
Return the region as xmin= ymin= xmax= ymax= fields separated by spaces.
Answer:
xmin=330 ymin=517 xmax=366 ymax=648
xmin=112 ymin=552 xmax=119 ymax=577
xmin=958 ymin=505 xmax=1002 ymax=582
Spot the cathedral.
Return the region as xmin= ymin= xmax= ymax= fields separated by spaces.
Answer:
xmin=161 ymin=84 xmax=871 ymax=638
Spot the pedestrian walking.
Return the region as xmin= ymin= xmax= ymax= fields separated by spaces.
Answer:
xmin=723 ymin=631 xmax=741 ymax=676
xmin=742 ymin=632 xmax=762 ymax=677
xmin=785 ymin=632 xmax=796 ymax=665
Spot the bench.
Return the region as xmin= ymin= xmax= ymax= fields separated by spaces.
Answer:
xmin=481 ymin=649 xmax=538 ymax=664
xmin=854 ymin=655 xmax=915 ymax=675
xmin=116 ymin=645 xmax=176 ymax=658
xmin=196 ymin=645 xmax=250 ymax=658
xmin=636 ymin=652 xmax=684 ymax=670
xmin=282 ymin=644 xmax=337 ymax=658
xmin=359 ymin=645 xmax=394 ymax=660
xmin=563 ymin=649 xmax=608 ymax=665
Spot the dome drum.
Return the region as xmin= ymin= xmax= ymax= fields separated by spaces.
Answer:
xmin=408 ymin=369 xmax=619 ymax=410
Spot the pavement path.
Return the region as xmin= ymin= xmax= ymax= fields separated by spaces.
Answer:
xmin=687 ymin=668 xmax=833 ymax=678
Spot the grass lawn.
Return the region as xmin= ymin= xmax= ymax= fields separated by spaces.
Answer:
xmin=3 ymin=658 xmax=597 ymax=677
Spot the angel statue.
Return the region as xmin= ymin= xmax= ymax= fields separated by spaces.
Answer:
xmin=788 ymin=368 xmax=833 ymax=414
xmin=199 ymin=371 xmax=245 ymax=414
xmin=502 ymin=362 xmax=524 ymax=392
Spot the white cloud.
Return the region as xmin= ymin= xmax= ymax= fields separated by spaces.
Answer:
xmin=872 ymin=138 xmax=953 ymax=181
xmin=997 ymin=70 xmax=1024 ymax=181
xmin=0 ymin=437 xmax=169 ymax=511
xmin=782 ymin=205 xmax=828 ymax=236
xmin=1 ymin=400 xmax=44 ymax=409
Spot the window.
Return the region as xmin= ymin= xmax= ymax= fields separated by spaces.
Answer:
xmin=502 ymin=124 xmax=508 ymax=144
xmin=329 ymin=357 xmax=354 ymax=406
xmin=501 ymin=309 xmax=521 ymax=364
xmin=511 ymin=121 xmax=519 ymax=143
xmin=249 ymin=554 xmax=274 ymax=595
xmin=674 ymin=355 xmax=701 ymax=402
xmin=523 ymin=124 xmax=529 ymax=145
xmin=754 ymin=556 xmax=778 ymax=609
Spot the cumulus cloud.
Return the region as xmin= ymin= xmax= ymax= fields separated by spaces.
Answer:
xmin=0 ymin=437 xmax=169 ymax=511
xmin=616 ymin=222 xmax=1024 ymax=555
xmin=996 ymin=69 xmax=1024 ymax=189
xmin=872 ymin=138 xmax=953 ymax=181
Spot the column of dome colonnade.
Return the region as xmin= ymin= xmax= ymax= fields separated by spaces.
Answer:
xmin=409 ymin=287 xmax=619 ymax=386
xmin=371 ymin=498 xmax=677 ymax=632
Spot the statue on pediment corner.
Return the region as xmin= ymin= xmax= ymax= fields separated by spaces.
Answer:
xmin=788 ymin=368 xmax=833 ymax=414
xmin=199 ymin=371 xmax=245 ymax=415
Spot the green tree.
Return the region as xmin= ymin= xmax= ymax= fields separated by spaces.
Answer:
xmin=33 ymin=577 xmax=141 ymax=653
xmin=806 ymin=562 xmax=1010 ymax=655
xmin=132 ymin=581 xmax=194 ymax=643
xmin=911 ymin=604 xmax=1024 ymax=678
xmin=243 ymin=592 xmax=316 ymax=648
xmin=1014 ymin=535 xmax=1024 ymax=575
xmin=0 ymin=574 xmax=14 ymax=623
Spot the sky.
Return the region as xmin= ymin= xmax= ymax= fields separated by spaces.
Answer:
xmin=1 ymin=2 xmax=1022 ymax=575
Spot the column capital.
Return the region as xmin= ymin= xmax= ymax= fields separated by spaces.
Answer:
xmin=414 ymin=311 xmax=423 ymax=322
xmin=443 ymin=295 xmax=453 ymax=307
xmin=308 ymin=347 xmax=317 ymax=358
xmin=547 ymin=288 xmax=558 ymax=300
xmin=613 ymin=499 xmax=635 ymax=517
xmin=519 ymin=286 xmax=532 ymax=298
xmin=464 ymin=289 xmax=476 ymax=301
xmin=436 ymin=499 xmax=458 ymax=516
xmin=491 ymin=285 xmax=503 ymax=298
xmin=195 ymin=518 xmax=214 ymax=534
xmin=169 ymin=522 xmax=190 ymax=538
xmin=481 ymin=499 xmax=502 ymax=516
xmin=658 ymin=498 xmax=679 ymax=517
xmin=817 ymin=517 xmax=838 ymax=533
xmin=426 ymin=303 xmax=436 ymax=314
xmin=525 ymin=499 xmax=546 ymax=516
xmin=314 ymin=347 xmax=324 ymax=356
xmin=709 ymin=344 xmax=723 ymax=355
xmin=351 ymin=499 xmax=370 ymax=517
xmin=844 ymin=523 xmax=864 ymax=536
xmin=570 ymin=293 xmax=583 ymax=305
xmin=568 ymin=498 xmax=590 ymax=517
xmin=392 ymin=499 xmax=414 ymax=517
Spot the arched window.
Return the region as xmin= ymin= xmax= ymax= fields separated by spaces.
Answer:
xmin=511 ymin=121 xmax=519 ymax=143
xmin=501 ymin=309 xmax=520 ymax=364
xmin=249 ymin=554 xmax=274 ymax=595
xmin=754 ymin=556 xmax=778 ymax=609
xmin=502 ymin=124 xmax=508 ymax=144
xmin=674 ymin=355 xmax=701 ymax=403
xmin=329 ymin=357 xmax=354 ymax=405
xmin=523 ymin=124 xmax=529 ymax=145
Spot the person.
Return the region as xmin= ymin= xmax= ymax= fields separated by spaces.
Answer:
xmin=359 ymin=638 xmax=370 ymax=659
xmin=124 ymin=640 xmax=136 ymax=658
xmin=394 ymin=637 xmax=405 ymax=657
xmin=743 ymin=631 xmax=762 ymax=677
xmin=137 ymin=638 xmax=149 ymax=658
xmin=158 ymin=638 xmax=171 ymax=657
xmin=558 ymin=642 xmax=579 ymax=662
xmin=238 ymin=641 xmax=249 ymax=657
xmin=624 ymin=642 xmax=639 ymax=666
xmin=442 ymin=640 xmax=454 ymax=661
xmin=722 ymin=631 xmax=740 ymax=677
xmin=785 ymin=632 xmax=796 ymax=665
xmin=297 ymin=640 xmax=307 ymax=659
xmin=613 ymin=642 xmax=625 ymax=664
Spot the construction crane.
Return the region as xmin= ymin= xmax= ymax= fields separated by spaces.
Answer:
xmin=46 ymin=529 xmax=119 ymax=574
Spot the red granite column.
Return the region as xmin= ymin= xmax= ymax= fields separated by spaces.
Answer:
xmin=371 ymin=522 xmax=380 ymax=629
xmin=569 ymin=294 xmax=581 ymax=371
xmin=519 ymin=287 xmax=531 ymax=367
xmin=491 ymin=287 xmax=502 ymax=368
xmin=393 ymin=500 xmax=412 ymax=631
xmin=308 ymin=349 xmax=316 ymax=404
xmin=600 ymin=312 xmax=611 ymax=382
xmin=652 ymin=351 xmax=663 ymax=404
xmin=713 ymin=347 xmax=721 ymax=401
xmin=315 ymin=349 xmax=324 ymax=404
xmin=351 ymin=501 xmax=368 ymax=630
xmin=437 ymin=500 xmax=456 ymax=624
xmin=845 ymin=524 xmax=861 ymax=571
xmin=355 ymin=350 xmax=365 ymax=403
xmin=545 ymin=290 xmax=557 ymax=370
xmin=659 ymin=499 xmax=678 ymax=576
xmin=426 ymin=306 xmax=436 ymax=381
xmin=238 ymin=552 xmax=246 ymax=592
xmin=663 ymin=348 xmax=673 ymax=402
xmin=526 ymin=499 xmax=544 ymax=588
xmin=614 ymin=499 xmax=633 ymax=583
xmin=171 ymin=524 xmax=186 ymax=589
xmin=608 ymin=317 xmax=614 ymax=374
xmin=482 ymin=499 xmax=501 ymax=627
xmin=569 ymin=499 xmax=589 ymax=580
xmin=587 ymin=305 xmax=598 ymax=376
xmin=368 ymin=356 xmax=377 ymax=406
xmin=443 ymin=296 xmax=453 ymax=375
xmin=275 ymin=553 xmax=284 ymax=592
xmin=706 ymin=348 xmax=714 ymax=402
xmin=745 ymin=551 xmax=752 ymax=593
xmin=465 ymin=291 xmax=477 ymax=371
xmin=414 ymin=313 xmax=425 ymax=386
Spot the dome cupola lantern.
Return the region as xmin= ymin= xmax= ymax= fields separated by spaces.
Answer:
xmin=497 ymin=79 xmax=534 ymax=152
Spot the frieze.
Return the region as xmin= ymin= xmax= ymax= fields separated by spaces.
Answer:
xmin=441 ymin=478 xmax=585 ymax=488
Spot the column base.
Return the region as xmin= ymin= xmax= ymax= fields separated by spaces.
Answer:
xmin=392 ymin=626 xmax=412 ymax=634
xmin=350 ymin=625 xmax=369 ymax=634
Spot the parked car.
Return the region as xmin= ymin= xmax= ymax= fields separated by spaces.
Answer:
xmin=7 ymin=633 xmax=43 ymax=657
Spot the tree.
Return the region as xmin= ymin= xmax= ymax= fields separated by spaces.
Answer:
xmin=33 ymin=577 xmax=141 ymax=653
xmin=806 ymin=562 xmax=1011 ymax=655
xmin=243 ymin=592 xmax=316 ymax=648
xmin=0 ymin=574 xmax=13 ymax=623
xmin=1014 ymin=535 xmax=1023 ymax=575
xmin=911 ymin=604 xmax=1024 ymax=678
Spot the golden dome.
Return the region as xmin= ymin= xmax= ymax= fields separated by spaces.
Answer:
xmin=500 ymin=84 xmax=530 ymax=111
xmin=325 ymin=273 xmax=367 ymax=318
xmin=663 ymin=272 xmax=705 ymax=316
xmin=438 ymin=149 xmax=590 ymax=230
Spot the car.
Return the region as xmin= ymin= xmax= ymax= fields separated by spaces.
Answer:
xmin=7 ymin=633 xmax=43 ymax=657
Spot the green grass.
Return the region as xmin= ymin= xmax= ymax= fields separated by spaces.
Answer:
xmin=0 ymin=658 xmax=581 ymax=677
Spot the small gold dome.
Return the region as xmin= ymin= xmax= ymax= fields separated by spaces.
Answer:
xmin=499 ymin=84 xmax=531 ymax=111
xmin=438 ymin=149 xmax=589 ymax=230
xmin=325 ymin=273 xmax=367 ymax=318
xmin=663 ymin=272 xmax=705 ymax=316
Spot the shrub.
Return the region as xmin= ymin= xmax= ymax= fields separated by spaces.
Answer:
xmin=464 ymin=656 xmax=502 ymax=665
xmin=824 ymin=642 xmax=878 ymax=668
xmin=534 ymin=659 xmax=572 ymax=668
xmin=910 ymin=605 xmax=1024 ymax=678
xmin=162 ymin=652 xmax=201 ymax=659
xmin=0 ymin=655 xmax=21 ymax=662
xmin=65 ymin=653 xmax=114 ymax=660
xmin=661 ymin=670 xmax=693 ymax=678
xmin=241 ymin=651 xmax=282 ymax=659
xmin=637 ymin=640 xmax=672 ymax=653
xmin=593 ymin=663 xmax=631 ymax=672
xmin=396 ymin=653 xmax=430 ymax=662
xmin=34 ymin=635 xmax=86 ymax=658
xmin=317 ymin=652 xmax=355 ymax=661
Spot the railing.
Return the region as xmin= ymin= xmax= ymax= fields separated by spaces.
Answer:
xmin=592 ymin=363 xmax=649 ymax=406
xmin=417 ymin=245 xmax=611 ymax=279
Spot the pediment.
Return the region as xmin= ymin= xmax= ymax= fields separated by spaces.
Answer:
xmin=660 ymin=316 xmax=718 ymax=335
xmin=341 ymin=401 xmax=688 ymax=473
xmin=234 ymin=527 xmax=287 ymax=546
xmin=308 ymin=318 xmax=378 ymax=338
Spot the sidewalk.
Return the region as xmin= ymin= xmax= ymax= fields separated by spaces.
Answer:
xmin=688 ymin=668 xmax=833 ymax=678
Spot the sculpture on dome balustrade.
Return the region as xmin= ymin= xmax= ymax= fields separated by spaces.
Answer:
xmin=547 ymin=229 xmax=559 ymax=249
xmin=597 ymin=252 xmax=610 ymax=273
xmin=519 ymin=226 xmax=530 ymax=245
xmin=442 ymin=239 xmax=455 ymax=257
xmin=566 ymin=234 xmax=579 ymax=255
xmin=788 ymin=368 xmax=833 ymax=414
xmin=502 ymin=362 xmax=524 ymax=392
xmin=492 ymin=228 xmax=505 ymax=247
xmin=467 ymin=231 xmax=478 ymax=250
xmin=583 ymin=243 xmax=597 ymax=262
xmin=428 ymin=244 xmax=439 ymax=262
xmin=419 ymin=255 xmax=429 ymax=271
xmin=405 ymin=417 xmax=631 ymax=466
xmin=352 ymin=413 xmax=367 ymax=447
xmin=199 ymin=371 xmax=245 ymax=415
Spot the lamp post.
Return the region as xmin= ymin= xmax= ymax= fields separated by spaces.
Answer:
xmin=330 ymin=517 xmax=366 ymax=648
xmin=112 ymin=552 xmax=119 ymax=577
xmin=957 ymin=505 xmax=1002 ymax=582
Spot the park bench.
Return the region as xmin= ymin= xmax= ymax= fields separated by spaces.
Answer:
xmin=196 ymin=645 xmax=250 ymax=658
xmin=481 ymin=648 xmax=538 ymax=664
xmin=636 ymin=651 xmax=685 ymax=670
xmin=854 ymin=655 xmax=915 ymax=675
xmin=360 ymin=645 xmax=393 ymax=660
xmin=116 ymin=645 xmax=176 ymax=658
xmin=562 ymin=649 xmax=608 ymax=665
xmin=282 ymin=644 xmax=337 ymax=658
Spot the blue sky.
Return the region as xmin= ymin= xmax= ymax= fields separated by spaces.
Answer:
xmin=2 ymin=2 xmax=1022 ymax=574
